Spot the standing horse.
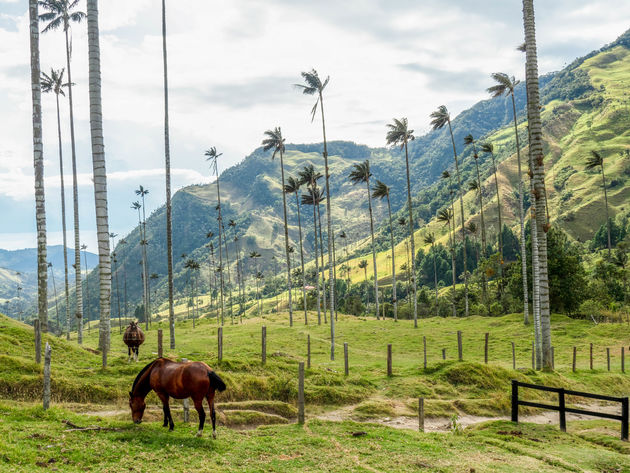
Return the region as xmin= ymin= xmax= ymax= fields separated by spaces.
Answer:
xmin=129 ymin=358 xmax=226 ymax=438
xmin=123 ymin=322 xmax=145 ymax=362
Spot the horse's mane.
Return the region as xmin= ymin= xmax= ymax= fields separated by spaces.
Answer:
xmin=131 ymin=359 xmax=158 ymax=394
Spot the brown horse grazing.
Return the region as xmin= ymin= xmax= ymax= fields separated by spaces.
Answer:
xmin=123 ymin=322 xmax=145 ymax=362
xmin=129 ymin=358 xmax=226 ymax=438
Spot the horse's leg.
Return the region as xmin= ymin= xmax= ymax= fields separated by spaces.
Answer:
xmin=127 ymin=346 xmax=131 ymax=362
xmin=134 ymin=347 xmax=139 ymax=362
xmin=158 ymin=392 xmax=175 ymax=431
xmin=193 ymin=398 xmax=206 ymax=437
xmin=206 ymin=391 xmax=216 ymax=439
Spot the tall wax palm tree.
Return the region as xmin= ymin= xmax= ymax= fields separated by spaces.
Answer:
xmin=358 ymin=259 xmax=369 ymax=311
xmin=131 ymin=201 xmax=148 ymax=325
xmin=467 ymin=222 xmax=479 ymax=268
xmin=480 ymin=142 xmax=504 ymax=289
xmin=398 ymin=217 xmax=411 ymax=307
xmin=295 ymin=70 xmax=335 ymax=344
xmin=431 ymin=106 xmax=469 ymax=316
xmin=488 ymin=72 xmax=529 ymax=324
xmin=229 ymin=220 xmax=244 ymax=321
xmin=349 ymin=160 xmax=379 ymax=318
xmin=301 ymin=185 xmax=323 ymax=325
xmin=285 ymin=176 xmax=308 ymax=324
xmin=586 ymin=151 xmax=612 ymax=257
xmin=437 ymin=208 xmax=456 ymax=317
xmin=386 ymin=118 xmax=418 ymax=327
xmin=135 ymin=185 xmax=150 ymax=326
xmin=218 ymin=209 xmax=234 ymax=323
xmin=41 ymin=68 xmax=71 ymax=338
xmin=423 ymin=233 xmax=439 ymax=317
xmin=39 ymin=0 xmax=86 ymax=339
xmin=118 ymin=238 xmax=128 ymax=324
xmin=30 ymin=0 xmax=48 ymax=334
xmin=86 ymin=0 xmax=111 ymax=362
xmin=467 ymin=178 xmax=488 ymax=302
xmin=522 ymin=0 xmax=552 ymax=369
xmin=249 ymin=251 xmax=262 ymax=317
xmin=47 ymin=262 xmax=60 ymax=334
xmin=372 ymin=180 xmax=398 ymax=321
xmin=255 ymin=271 xmax=264 ymax=316
xmin=262 ymin=128 xmax=294 ymax=326
xmin=205 ymin=148 xmax=226 ymax=326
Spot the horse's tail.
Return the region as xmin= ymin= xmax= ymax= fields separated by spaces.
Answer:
xmin=208 ymin=370 xmax=226 ymax=392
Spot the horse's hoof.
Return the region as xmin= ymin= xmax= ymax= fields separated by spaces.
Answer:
xmin=196 ymin=430 xmax=203 ymax=438
xmin=169 ymin=427 xmax=174 ymax=432
xmin=212 ymin=432 xmax=217 ymax=439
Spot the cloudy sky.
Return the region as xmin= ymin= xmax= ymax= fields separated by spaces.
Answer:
xmin=0 ymin=0 xmax=628 ymax=251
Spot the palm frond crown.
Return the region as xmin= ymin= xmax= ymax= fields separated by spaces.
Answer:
xmin=385 ymin=117 xmax=415 ymax=149
xmin=430 ymin=105 xmax=450 ymax=130
xmin=262 ymin=127 xmax=285 ymax=160
xmin=348 ymin=160 xmax=371 ymax=185
xmin=371 ymin=180 xmax=390 ymax=200
xmin=585 ymin=150 xmax=603 ymax=170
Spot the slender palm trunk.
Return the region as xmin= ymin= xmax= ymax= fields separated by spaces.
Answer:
xmin=295 ymin=192 xmax=308 ymax=324
xmin=312 ymin=201 xmax=322 ymax=325
xmin=473 ymin=154 xmax=488 ymax=302
xmin=141 ymin=195 xmax=150 ymax=328
xmin=278 ymin=149 xmax=293 ymax=325
xmin=448 ymin=217 xmax=456 ymax=317
xmin=316 ymin=198 xmax=327 ymax=324
xmin=446 ymin=120 xmax=468 ymax=316
xmin=63 ymin=26 xmax=82 ymax=343
xmin=83 ymin=251 xmax=90 ymax=332
xmin=385 ymin=195 xmax=397 ymax=321
xmin=161 ymin=0 xmax=175 ymax=349
xmin=432 ymin=245 xmax=438 ymax=316
xmin=235 ymin=239 xmax=244 ymax=323
xmin=319 ymin=93 xmax=334 ymax=358
xmin=403 ymin=142 xmax=418 ymax=327
xmin=511 ymin=93 xmax=530 ymax=324
xmin=600 ymin=165 xmax=612 ymax=257
xmin=523 ymin=0 xmax=552 ymax=370
xmin=530 ymin=148 xmax=542 ymax=369
xmin=221 ymin=221 xmax=234 ymax=323
xmin=52 ymin=94 xmax=72 ymax=339
xmin=87 ymin=0 xmax=111 ymax=366
xmin=215 ymin=177 xmax=226 ymax=326
xmin=491 ymin=152 xmax=504 ymax=290
xmin=365 ymin=176 xmax=379 ymax=318
xmin=49 ymin=266 xmax=59 ymax=333
xmin=114 ymin=260 xmax=121 ymax=335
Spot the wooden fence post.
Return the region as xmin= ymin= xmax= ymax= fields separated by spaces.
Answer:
xmin=622 ymin=347 xmax=625 ymax=374
xmin=262 ymin=326 xmax=266 ymax=365
xmin=43 ymin=342 xmax=51 ymax=410
xmin=344 ymin=343 xmax=349 ymax=376
xmin=590 ymin=343 xmax=593 ymax=370
xmin=511 ymin=380 xmax=518 ymax=423
xmin=298 ymin=362 xmax=305 ymax=425
xmin=558 ymin=388 xmax=566 ymax=432
xmin=387 ymin=344 xmax=392 ymax=377
xmin=572 ymin=346 xmax=577 ymax=372
xmin=157 ymin=329 xmax=163 ymax=358
xmin=218 ymin=327 xmax=223 ymax=362
xmin=511 ymin=342 xmax=516 ymax=370
xmin=551 ymin=346 xmax=555 ymax=370
xmin=34 ymin=320 xmax=41 ymax=365
xmin=307 ymin=334 xmax=311 ymax=369
xmin=622 ymin=397 xmax=629 ymax=441
xmin=442 ymin=348 xmax=446 ymax=360
xmin=607 ymin=348 xmax=611 ymax=371
xmin=418 ymin=397 xmax=425 ymax=433
xmin=182 ymin=358 xmax=190 ymax=422
xmin=423 ymin=336 xmax=427 ymax=369
xmin=484 ymin=333 xmax=489 ymax=364
xmin=457 ymin=331 xmax=463 ymax=361
xmin=532 ymin=341 xmax=535 ymax=370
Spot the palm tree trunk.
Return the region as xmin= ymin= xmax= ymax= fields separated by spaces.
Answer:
xmin=491 ymin=152 xmax=504 ymax=291
xmin=141 ymin=196 xmax=150 ymax=329
xmin=601 ymin=164 xmax=612 ymax=257
xmin=54 ymin=94 xmax=71 ymax=340
xmin=432 ymin=245 xmax=438 ymax=316
xmin=403 ymin=142 xmax=418 ymax=327
xmin=295 ymin=192 xmax=308 ymax=324
xmin=365 ymin=177 xmax=380 ymax=318
xmin=473 ymin=156 xmax=488 ymax=302
xmin=63 ymin=26 xmax=82 ymax=343
xmin=278 ymin=149 xmax=293 ymax=326
xmin=523 ymin=0 xmax=552 ymax=370
xmin=83 ymin=250 xmax=90 ymax=332
xmin=319 ymin=93 xmax=335 ymax=358
xmin=87 ymin=0 xmax=112 ymax=367
xmin=446 ymin=120 xmax=468 ymax=317
xmin=316 ymin=198 xmax=327 ymax=324
xmin=49 ymin=266 xmax=59 ymax=333
xmin=29 ymin=0 xmax=47 ymax=335
xmin=161 ymin=0 xmax=175 ymax=349
xmin=312 ymin=202 xmax=322 ymax=325
xmin=448 ymin=217 xmax=456 ymax=317
xmin=215 ymin=177 xmax=226 ymax=326
xmin=386 ymin=195 xmax=397 ymax=321
xmin=511 ymin=93 xmax=530 ymax=325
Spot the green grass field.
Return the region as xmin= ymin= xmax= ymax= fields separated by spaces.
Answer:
xmin=2 ymin=311 xmax=630 ymax=471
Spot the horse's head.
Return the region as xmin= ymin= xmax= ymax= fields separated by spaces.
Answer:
xmin=129 ymin=392 xmax=146 ymax=424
